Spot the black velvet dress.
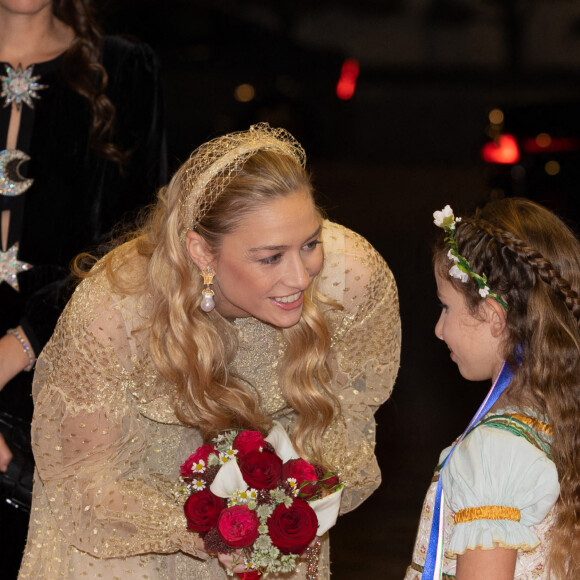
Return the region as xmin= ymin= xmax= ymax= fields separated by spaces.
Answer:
xmin=0 ymin=36 xmax=167 ymax=578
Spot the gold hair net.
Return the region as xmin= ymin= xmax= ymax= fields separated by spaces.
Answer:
xmin=179 ymin=123 xmax=306 ymax=240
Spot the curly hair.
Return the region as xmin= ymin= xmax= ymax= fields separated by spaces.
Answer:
xmin=85 ymin=148 xmax=339 ymax=466
xmin=53 ymin=0 xmax=127 ymax=165
xmin=434 ymin=197 xmax=580 ymax=578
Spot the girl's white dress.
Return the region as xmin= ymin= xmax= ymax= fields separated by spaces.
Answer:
xmin=405 ymin=408 xmax=559 ymax=579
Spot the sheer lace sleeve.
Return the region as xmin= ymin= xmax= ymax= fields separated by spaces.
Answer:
xmin=318 ymin=222 xmax=401 ymax=513
xmin=30 ymin=270 xmax=204 ymax=559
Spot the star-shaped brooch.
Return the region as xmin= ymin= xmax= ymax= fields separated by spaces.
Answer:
xmin=0 ymin=63 xmax=47 ymax=111
xmin=0 ymin=243 xmax=32 ymax=291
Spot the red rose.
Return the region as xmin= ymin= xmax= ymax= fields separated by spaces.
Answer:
xmin=267 ymin=498 xmax=318 ymax=554
xmin=183 ymin=489 xmax=224 ymax=532
xmin=233 ymin=430 xmax=266 ymax=458
xmin=181 ymin=443 xmax=217 ymax=477
xmin=238 ymin=449 xmax=283 ymax=489
xmin=217 ymin=505 xmax=261 ymax=548
xmin=320 ymin=472 xmax=340 ymax=490
xmin=282 ymin=458 xmax=319 ymax=499
xmin=237 ymin=573 xmax=262 ymax=580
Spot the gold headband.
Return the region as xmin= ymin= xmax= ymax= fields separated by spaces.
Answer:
xmin=179 ymin=123 xmax=306 ymax=241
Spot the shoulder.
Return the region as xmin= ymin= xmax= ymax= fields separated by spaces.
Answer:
xmin=102 ymin=35 xmax=160 ymax=77
xmin=319 ymin=220 xmax=397 ymax=308
xmin=321 ymin=220 xmax=385 ymax=269
xmin=64 ymin=263 xmax=124 ymax=338
xmin=441 ymin=421 xmax=559 ymax=554
xmin=443 ymin=422 xmax=559 ymax=523
xmin=67 ymin=248 xmax=150 ymax=333
xmin=102 ymin=35 xmax=158 ymax=62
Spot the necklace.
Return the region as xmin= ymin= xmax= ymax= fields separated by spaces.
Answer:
xmin=0 ymin=63 xmax=48 ymax=110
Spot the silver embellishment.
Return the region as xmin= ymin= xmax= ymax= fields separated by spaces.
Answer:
xmin=0 ymin=243 xmax=32 ymax=291
xmin=0 ymin=149 xmax=33 ymax=196
xmin=0 ymin=63 xmax=47 ymax=110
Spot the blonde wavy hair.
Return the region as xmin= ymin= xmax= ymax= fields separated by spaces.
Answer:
xmin=434 ymin=197 xmax=580 ymax=578
xmin=80 ymin=135 xmax=339 ymax=465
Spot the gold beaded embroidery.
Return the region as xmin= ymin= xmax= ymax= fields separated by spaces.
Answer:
xmin=454 ymin=505 xmax=521 ymax=524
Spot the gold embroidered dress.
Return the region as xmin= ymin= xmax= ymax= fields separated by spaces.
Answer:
xmin=18 ymin=220 xmax=401 ymax=579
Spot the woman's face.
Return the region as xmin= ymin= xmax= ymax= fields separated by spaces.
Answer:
xmin=210 ymin=189 xmax=323 ymax=328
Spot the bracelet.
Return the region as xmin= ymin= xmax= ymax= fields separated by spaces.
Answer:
xmin=305 ymin=536 xmax=321 ymax=580
xmin=6 ymin=328 xmax=36 ymax=372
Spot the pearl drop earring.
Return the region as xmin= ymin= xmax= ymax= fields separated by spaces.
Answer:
xmin=199 ymin=266 xmax=216 ymax=312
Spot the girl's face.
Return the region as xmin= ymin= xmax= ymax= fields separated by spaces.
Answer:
xmin=209 ymin=189 xmax=323 ymax=328
xmin=435 ymin=272 xmax=504 ymax=382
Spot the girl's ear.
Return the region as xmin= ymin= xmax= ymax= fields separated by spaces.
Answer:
xmin=485 ymin=298 xmax=507 ymax=338
xmin=185 ymin=230 xmax=214 ymax=270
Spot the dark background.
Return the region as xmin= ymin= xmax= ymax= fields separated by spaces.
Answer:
xmin=101 ymin=1 xmax=580 ymax=577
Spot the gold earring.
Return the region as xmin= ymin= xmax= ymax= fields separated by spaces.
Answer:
xmin=200 ymin=266 xmax=216 ymax=312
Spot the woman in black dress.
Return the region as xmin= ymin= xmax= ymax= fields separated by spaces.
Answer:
xmin=0 ymin=1 xmax=166 ymax=575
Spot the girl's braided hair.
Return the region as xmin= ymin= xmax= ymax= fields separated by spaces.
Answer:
xmin=434 ymin=197 xmax=580 ymax=579
xmin=466 ymin=216 xmax=580 ymax=328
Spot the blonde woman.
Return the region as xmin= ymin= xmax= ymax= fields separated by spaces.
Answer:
xmin=19 ymin=124 xmax=400 ymax=579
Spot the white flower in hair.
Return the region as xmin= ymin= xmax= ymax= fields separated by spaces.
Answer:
xmin=449 ymin=264 xmax=469 ymax=284
xmin=434 ymin=203 xmax=508 ymax=310
xmin=433 ymin=205 xmax=455 ymax=229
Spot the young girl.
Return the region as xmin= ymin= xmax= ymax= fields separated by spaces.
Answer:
xmin=406 ymin=198 xmax=580 ymax=580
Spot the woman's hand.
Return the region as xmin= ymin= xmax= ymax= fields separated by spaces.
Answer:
xmin=217 ymin=550 xmax=248 ymax=575
xmin=216 ymin=536 xmax=322 ymax=575
xmin=456 ymin=546 xmax=517 ymax=580
xmin=0 ymin=433 xmax=13 ymax=472
xmin=0 ymin=328 xmax=33 ymax=474
xmin=302 ymin=534 xmax=321 ymax=554
xmin=0 ymin=327 xmax=35 ymax=389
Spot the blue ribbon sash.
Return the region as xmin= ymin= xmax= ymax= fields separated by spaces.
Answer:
xmin=422 ymin=361 xmax=515 ymax=579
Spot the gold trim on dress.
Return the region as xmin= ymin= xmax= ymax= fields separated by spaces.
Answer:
xmin=508 ymin=413 xmax=553 ymax=436
xmin=454 ymin=505 xmax=521 ymax=524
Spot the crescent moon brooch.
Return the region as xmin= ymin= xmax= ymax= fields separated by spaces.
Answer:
xmin=0 ymin=149 xmax=33 ymax=196
xmin=0 ymin=63 xmax=47 ymax=111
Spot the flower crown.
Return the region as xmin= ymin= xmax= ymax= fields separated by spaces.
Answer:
xmin=433 ymin=205 xmax=508 ymax=310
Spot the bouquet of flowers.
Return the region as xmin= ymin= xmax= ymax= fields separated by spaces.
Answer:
xmin=176 ymin=421 xmax=343 ymax=577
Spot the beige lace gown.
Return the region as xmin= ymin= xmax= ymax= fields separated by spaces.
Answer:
xmin=18 ymin=220 xmax=401 ymax=579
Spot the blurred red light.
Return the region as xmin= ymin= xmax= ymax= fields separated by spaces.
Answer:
xmin=523 ymin=137 xmax=579 ymax=153
xmin=336 ymin=58 xmax=359 ymax=100
xmin=481 ymin=134 xmax=520 ymax=164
